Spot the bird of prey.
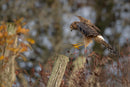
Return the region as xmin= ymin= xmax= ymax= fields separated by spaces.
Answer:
xmin=70 ymin=16 xmax=116 ymax=54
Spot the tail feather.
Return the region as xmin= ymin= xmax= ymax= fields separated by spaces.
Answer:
xmin=94 ymin=35 xmax=117 ymax=55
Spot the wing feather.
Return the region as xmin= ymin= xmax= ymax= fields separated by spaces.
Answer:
xmin=94 ymin=35 xmax=113 ymax=50
xmin=77 ymin=16 xmax=101 ymax=32
xmin=76 ymin=22 xmax=99 ymax=37
xmin=94 ymin=35 xmax=117 ymax=55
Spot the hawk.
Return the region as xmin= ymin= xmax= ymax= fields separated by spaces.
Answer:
xmin=70 ymin=16 xmax=116 ymax=54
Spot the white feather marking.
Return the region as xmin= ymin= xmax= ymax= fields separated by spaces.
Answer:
xmin=97 ymin=35 xmax=105 ymax=41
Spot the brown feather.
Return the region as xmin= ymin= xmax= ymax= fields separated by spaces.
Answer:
xmin=76 ymin=22 xmax=99 ymax=37
xmin=84 ymin=36 xmax=93 ymax=48
xmin=77 ymin=16 xmax=101 ymax=32
xmin=70 ymin=16 xmax=117 ymax=54
xmin=94 ymin=35 xmax=117 ymax=55
xmin=94 ymin=35 xmax=113 ymax=50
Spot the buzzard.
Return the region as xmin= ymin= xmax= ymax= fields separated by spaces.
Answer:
xmin=70 ymin=16 xmax=116 ymax=54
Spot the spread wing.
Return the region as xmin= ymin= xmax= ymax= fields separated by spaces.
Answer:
xmin=76 ymin=22 xmax=99 ymax=37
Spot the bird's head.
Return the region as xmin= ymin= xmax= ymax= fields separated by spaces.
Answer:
xmin=70 ymin=21 xmax=79 ymax=31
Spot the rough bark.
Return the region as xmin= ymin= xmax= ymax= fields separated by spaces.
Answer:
xmin=47 ymin=55 xmax=69 ymax=87
xmin=68 ymin=57 xmax=86 ymax=87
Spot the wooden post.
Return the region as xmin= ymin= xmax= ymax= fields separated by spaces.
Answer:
xmin=68 ymin=56 xmax=86 ymax=87
xmin=47 ymin=55 xmax=69 ymax=87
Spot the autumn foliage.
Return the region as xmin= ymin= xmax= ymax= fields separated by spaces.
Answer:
xmin=0 ymin=19 xmax=129 ymax=87
xmin=0 ymin=19 xmax=35 ymax=61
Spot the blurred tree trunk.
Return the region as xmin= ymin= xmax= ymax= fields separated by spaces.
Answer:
xmin=16 ymin=63 xmax=29 ymax=87
xmin=0 ymin=55 xmax=16 ymax=87
xmin=0 ymin=24 xmax=17 ymax=87
xmin=88 ymin=0 xmax=115 ymax=55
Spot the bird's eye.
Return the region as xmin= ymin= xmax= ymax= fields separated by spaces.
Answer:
xmin=83 ymin=30 xmax=85 ymax=34
xmin=79 ymin=27 xmax=82 ymax=31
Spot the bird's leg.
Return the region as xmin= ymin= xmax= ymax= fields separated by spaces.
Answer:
xmin=84 ymin=37 xmax=93 ymax=48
